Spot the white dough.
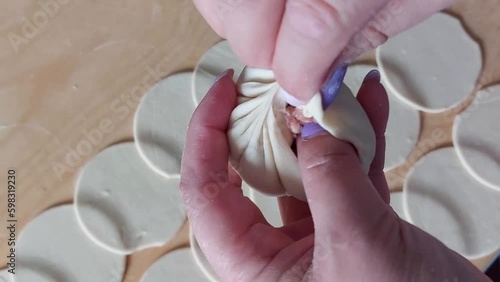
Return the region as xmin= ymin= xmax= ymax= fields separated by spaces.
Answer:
xmin=75 ymin=142 xmax=185 ymax=255
xmin=228 ymin=67 xmax=375 ymax=201
xmin=15 ymin=205 xmax=125 ymax=282
xmin=389 ymin=192 xmax=407 ymax=221
xmin=141 ymin=248 xmax=209 ymax=282
xmin=190 ymin=230 xmax=219 ymax=282
xmin=403 ymin=148 xmax=500 ymax=259
xmin=250 ymin=190 xmax=283 ymax=228
xmin=453 ymin=85 xmax=500 ymax=192
xmin=192 ymin=41 xmax=246 ymax=105
xmin=134 ymin=72 xmax=195 ymax=178
xmin=344 ymin=64 xmax=420 ymax=170
xmin=0 ymin=270 xmax=13 ymax=282
xmin=377 ymin=13 xmax=482 ymax=113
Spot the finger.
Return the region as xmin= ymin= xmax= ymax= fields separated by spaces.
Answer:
xmin=273 ymin=0 xmax=452 ymax=103
xmin=356 ymin=71 xmax=390 ymax=204
xmin=278 ymin=196 xmax=311 ymax=225
xmin=180 ymin=70 xmax=293 ymax=278
xmin=273 ymin=0 xmax=388 ymax=102
xmin=180 ymin=70 xmax=262 ymax=250
xmin=193 ymin=0 xmax=284 ymax=68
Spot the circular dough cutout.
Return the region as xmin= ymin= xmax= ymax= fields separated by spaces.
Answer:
xmin=134 ymin=72 xmax=195 ymax=178
xmin=0 ymin=270 xmax=13 ymax=282
xmin=192 ymin=41 xmax=245 ymax=105
xmin=403 ymin=148 xmax=500 ymax=259
xmin=377 ymin=13 xmax=481 ymax=113
xmin=75 ymin=142 xmax=185 ymax=254
xmin=140 ymin=248 xmax=209 ymax=282
xmin=389 ymin=192 xmax=407 ymax=221
xmin=453 ymin=84 xmax=500 ymax=191
xmin=344 ymin=64 xmax=420 ymax=170
xmin=15 ymin=205 xmax=125 ymax=282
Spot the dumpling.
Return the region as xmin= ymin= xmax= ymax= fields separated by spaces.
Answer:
xmin=227 ymin=67 xmax=376 ymax=201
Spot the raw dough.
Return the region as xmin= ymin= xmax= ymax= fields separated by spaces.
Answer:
xmin=250 ymin=190 xmax=283 ymax=228
xmin=453 ymin=84 xmax=500 ymax=192
xmin=389 ymin=192 xmax=407 ymax=221
xmin=376 ymin=13 xmax=482 ymax=113
xmin=134 ymin=72 xmax=195 ymax=178
xmin=15 ymin=205 xmax=125 ymax=282
xmin=75 ymin=142 xmax=185 ymax=255
xmin=403 ymin=148 xmax=500 ymax=259
xmin=344 ymin=64 xmax=420 ymax=170
xmin=140 ymin=248 xmax=209 ymax=282
xmin=192 ymin=40 xmax=246 ymax=105
xmin=190 ymin=231 xmax=219 ymax=282
xmin=0 ymin=270 xmax=12 ymax=282
xmin=228 ymin=67 xmax=375 ymax=201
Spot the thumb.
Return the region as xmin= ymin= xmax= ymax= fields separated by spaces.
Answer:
xmin=296 ymin=73 xmax=391 ymax=241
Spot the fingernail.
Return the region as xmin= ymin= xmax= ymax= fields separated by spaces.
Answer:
xmin=214 ymin=69 xmax=234 ymax=84
xmin=279 ymin=87 xmax=306 ymax=107
xmin=363 ymin=70 xmax=380 ymax=83
xmin=300 ymin=122 xmax=329 ymax=140
xmin=321 ymin=64 xmax=348 ymax=110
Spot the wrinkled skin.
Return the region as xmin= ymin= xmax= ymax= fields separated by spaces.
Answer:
xmin=180 ymin=71 xmax=490 ymax=282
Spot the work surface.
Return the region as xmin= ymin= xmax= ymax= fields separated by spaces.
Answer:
xmin=0 ymin=0 xmax=499 ymax=280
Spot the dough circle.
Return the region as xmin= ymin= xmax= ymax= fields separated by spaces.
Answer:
xmin=75 ymin=142 xmax=185 ymax=255
xmin=134 ymin=72 xmax=195 ymax=178
xmin=403 ymin=148 xmax=500 ymax=259
xmin=192 ymin=40 xmax=245 ymax=105
xmin=140 ymin=248 xmax=209 ymax=282
xmin=189 ymin=231 xmax=219 ymax=282
xmin=377 ymin=13 xmax=482 ymax=113
xmin=389 ymin=192 xmax=407 ymax=221
xmin=15 ymin=205 xmax=125 ymax=282
xmin=453 ymin=84 xmax=500 ymax=191
xmin=344 ymin=64 xmax=420 ymax=170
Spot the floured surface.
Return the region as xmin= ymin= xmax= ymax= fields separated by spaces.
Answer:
xmin=192 ymin=41 xmax=245 ymax=105
xmin=141 ymin=248 xmax=209 ymax=282
xmin=15 ymin=205 xmax=125 ymax=282
xmin=75 ymin=142 xmax=185 ymax=254
xmin=0 ymin=270 xmax=12 ymax=282
xmin=404 ymin=148 xmax=500 ymax=259
xmin=134 ymin=73 xmax=195 ymax=178
xmin=344 ymin=64 xmax=420 ymax=170
xmin=377 ymin=13 xmax=482 ymax=113
xmin=453 ymin=85 xmax=500 ymax=191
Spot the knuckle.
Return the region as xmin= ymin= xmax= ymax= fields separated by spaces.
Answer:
xmin=285 ymin=0 xmax=346 ymax=40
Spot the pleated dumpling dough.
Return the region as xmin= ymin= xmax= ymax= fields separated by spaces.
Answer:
xmin=228 ymin=67 xmax=375 ymax=201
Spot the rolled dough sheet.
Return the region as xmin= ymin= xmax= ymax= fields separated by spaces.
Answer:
xmin=0 ymin=270 xmax=12 ymax=282
xmin=75 ymin=142 xmax=185 ymax=255
xmin=250 ymin=190 xmax=283 ymax=228
xmin=376 ymin=13 xmax=482 ymax=113
xmin=134 ymin=72 xmax=194 ymax=178
xmin=189 ymin=230 xmax=219 ymax=282
xmin=140 ymin=248 xmax=209 ymax=282
xmin=403 ymin=148 xmax=500 ymax=259
xmin=389 ymin=192 xmax=407 ymax=221
xmin=453 ymin=84 xmax=500 ymax=192
xmin=15 ymin=205 xmax=125 ymax=282
xmin=344 ymin=64 xmax=420 ymax=171
xmin=192 ymin=40 xmax=245 ymax=105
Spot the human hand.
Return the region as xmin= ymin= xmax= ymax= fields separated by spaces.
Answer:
xmin=193 ymin=0 xmax=452 ymax=103
xmin=180 ymin=70 xmax=489 ymax=281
